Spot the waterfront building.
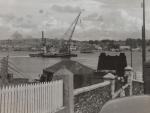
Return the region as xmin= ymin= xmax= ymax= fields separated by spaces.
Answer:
xmin=119 ymin=46 xmax=130 ymax=51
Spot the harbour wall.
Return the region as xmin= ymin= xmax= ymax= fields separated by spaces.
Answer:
xmin=74 ymin=81 xmax=111 ymax=113
xmin=73 ymin=79 xmax=144 ymax=113
xmin=53 ymin=66 xmax=144 ymax=113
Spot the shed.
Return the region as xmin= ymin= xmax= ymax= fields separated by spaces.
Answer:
xmin=41 ymin=59 xmax=95 ymax=88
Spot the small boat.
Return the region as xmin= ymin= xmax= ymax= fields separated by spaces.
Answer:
xmin=80 ymin=49 xmax=93 ymax=53
xmin=29 ymin=53 xmax=43 ymax=57
xmin=80 ymin=47 xmax=94 ymax=54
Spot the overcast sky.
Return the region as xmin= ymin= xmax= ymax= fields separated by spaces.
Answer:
xmin=0 ymin=0 xmax=150 ymax=40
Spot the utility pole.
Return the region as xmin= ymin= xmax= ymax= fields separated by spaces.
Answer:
xmin=0 ymin=57 xmax=9 ymax=85
xmin=142 ymin=0 xmax=146 ymax=77
xmin=130 ymin=45 xmax=133 ymax=67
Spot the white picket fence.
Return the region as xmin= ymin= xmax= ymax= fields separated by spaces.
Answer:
xmin=0 ymin=80 xmax=63 ymax=113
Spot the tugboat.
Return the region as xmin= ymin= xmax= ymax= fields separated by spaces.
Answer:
xmin=80 ymin=47 xmax=94 ymax=53
xmin=29 ymin=11 xmax=82 ymax=58
xmin=29 ymin=52 xmax=43 ymax=57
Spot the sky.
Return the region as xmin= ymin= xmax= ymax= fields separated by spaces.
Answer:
xmin=0 ymin=0 xmax=150 ymax=40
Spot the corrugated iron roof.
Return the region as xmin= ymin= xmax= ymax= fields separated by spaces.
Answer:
xmin=44 ymin=59 xmax=94 ymax=75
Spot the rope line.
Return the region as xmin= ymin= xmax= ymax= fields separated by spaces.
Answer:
xmin=8 ymin=61 xmax=31 ymax=78
xmin=8 ymin=65 xmax=26 ymax=78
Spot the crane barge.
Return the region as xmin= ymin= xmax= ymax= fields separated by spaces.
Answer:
xmin=29 ymin=11 xmax=82 ymax=58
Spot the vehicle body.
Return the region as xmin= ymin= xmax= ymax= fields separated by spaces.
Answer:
xmin=100 ymin=95 xmax=150 ymax=113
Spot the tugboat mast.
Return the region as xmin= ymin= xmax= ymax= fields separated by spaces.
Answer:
xmin=41 ymin=31 xmax=47 ymax=54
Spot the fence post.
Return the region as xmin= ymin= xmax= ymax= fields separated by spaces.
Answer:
xmin=103 ymin=73 xmax=116 ymax=98
xmin=54 ymin=66 xmax=74 ymax=113
xmin=125 ymin=66 xmax=133 ymax=96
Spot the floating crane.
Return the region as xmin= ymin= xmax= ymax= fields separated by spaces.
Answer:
xmin=58 ymin=11 xmax=82 ymax=56
xmin=29 ymin=11 xmax=82 ymax=58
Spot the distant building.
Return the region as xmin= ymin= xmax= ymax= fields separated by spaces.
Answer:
xmin=120 ymin=46 xmax=130 ymax=51
xmin=97 ymin=46 xmax=103 ymax=51
xmin=132 ymin=47 xmax=141 ymax=52
xmin=93 ymin=44 xmax=102 ymax=51
xmin=70 ymin=45 xmax=77 ymax=51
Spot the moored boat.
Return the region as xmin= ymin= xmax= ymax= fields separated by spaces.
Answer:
xmin=29 ymin=53 xmax=43 ymax=57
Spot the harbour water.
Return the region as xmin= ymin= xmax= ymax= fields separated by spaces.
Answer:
xmin=0 ymin=51 xmax=147 ymax=80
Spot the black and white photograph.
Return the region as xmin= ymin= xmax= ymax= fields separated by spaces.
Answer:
xmin=0 ymin=0 xmax=150 ymax=113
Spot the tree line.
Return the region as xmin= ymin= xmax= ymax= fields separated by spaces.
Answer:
xmin=88 ymin=38 xmax=150 ymax=49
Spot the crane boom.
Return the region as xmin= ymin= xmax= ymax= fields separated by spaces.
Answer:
xmin=67 ymin=11 xmax=82 ymax=54
xmin=69 ymin=11 xmax=81 ymax=41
